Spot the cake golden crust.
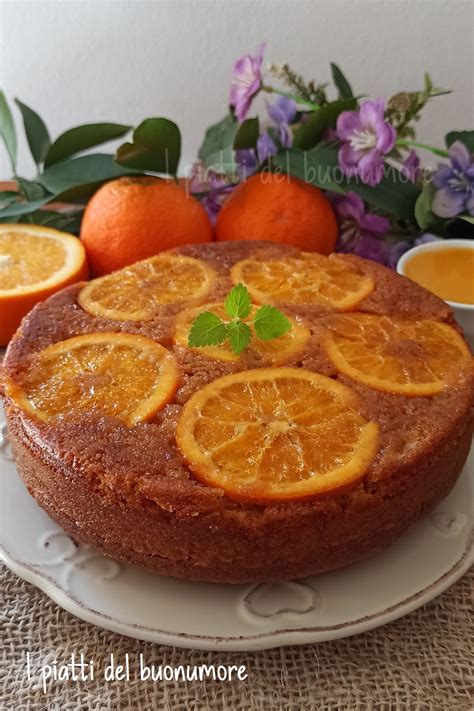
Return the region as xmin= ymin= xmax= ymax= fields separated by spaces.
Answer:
xmin=2 ymin=240 xmax=473 ymax=583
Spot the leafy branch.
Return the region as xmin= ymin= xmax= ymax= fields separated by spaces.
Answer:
xmin=386 ymin=73 xmax=451 ymax=141
xmin=0 ymin=90 xmax=182 ymax=233
xmin=268 ymin=64 xmax=329 ymax=106
xmin=188 ymin=284 xmax=292 ymax=355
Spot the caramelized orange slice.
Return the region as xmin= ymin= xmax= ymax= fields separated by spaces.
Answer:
xmin=78 ymin=253 xmax=216 ymax=321
xmin=176 ymin=367 xmax=379 ymax=502
xmin=323 ymin=313 xmax=472 ymax=396
xmin=174 ymin=302 xmax=310 ymax=364
xmin=231 ymin=253 xmax=374 ymax=311
xmin=5 ymin=332 xmax=180 ymax=425
xmin=0 ymin=224 xmax=88 ymax=346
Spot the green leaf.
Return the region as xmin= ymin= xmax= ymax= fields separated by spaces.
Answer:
xmin=44 ymin=122 xmax=131 ymax=167
xmin=293 ymin=99 xmax=357 ymax=150
xmin=53 ymin=181 xmax=117 ymax=204
xmin=445 ymin=130 xmax=474 ymax=152
xmin=115 ymin=118 xmax=181 ymax=175
xmin=224 ymin=283 xmax=252 ymax=319
xmin=254 ymin=305 xmax=292 ymax=341
xmin=424 ymin=72 xmax=433 ymax=95
xmin=227 ymin=321 xmax=251 ymax=354
xmin=188 ymin=312 xmax=228 ymax=347
xmin=15 ymin=99 xmax=51 ymax=165
xmin=271 ymin=146 xmax=345 ymax=193
xmin=330 ymin=63 xmax=353 ymax=100
xmin=233 ymin=118 xmax=259 ymax=150
xmin=16 ymin=208 xmax=61 ymax=225
xmin=414 ymin=182 xmax=436 ymax=230
xmin=348 ymin=167 xmax=421 ymax=222
xmin=0 ymin=191 xmax=19 ymax=208
xmin=396 ymin=139 xmax=448 ymax=158
xmin=39 ymin=153 xmax=135 ymax=194
xmin=0 ymin=197 xmax=51 ymax=219
xmin=198 ymin=114 xmax=238 ymax=173
xmin=0 ymin=90 xmax=17 ymax=172
xmin=16 ymin=177 xmax=49 ymax=201
xmin=19 ymin=209 xmax=84 ymax=234
xmin=273 ymin=145 xmax=421 ymax=221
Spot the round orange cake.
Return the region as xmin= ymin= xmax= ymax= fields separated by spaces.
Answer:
xmin=1 ymin=240 xmax=473 ymax=583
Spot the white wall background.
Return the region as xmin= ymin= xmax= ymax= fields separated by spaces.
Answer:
xmin=1 ymin=0 xmax=473 ymax=178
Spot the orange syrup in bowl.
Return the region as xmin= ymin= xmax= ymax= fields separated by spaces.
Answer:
xmin=403 ymin=246 xmax=474 ymax=305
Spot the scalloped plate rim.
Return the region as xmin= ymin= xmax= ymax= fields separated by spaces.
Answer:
xmin=1 ymin=385 xmax=473 ymax=651
xmin=1 ymin=455 xmax=473 ymax=651
xmin=1 ymin=536 xmax=472 ymax=651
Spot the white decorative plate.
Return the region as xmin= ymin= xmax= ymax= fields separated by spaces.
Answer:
xmin=0 ymin=406 xmax=472 ymax=651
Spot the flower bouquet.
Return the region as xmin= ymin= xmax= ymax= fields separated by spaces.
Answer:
xmin=0 ymin=42 xmax=473 ymax=267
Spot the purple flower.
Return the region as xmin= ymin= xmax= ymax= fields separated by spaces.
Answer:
xmin=235 ymin=149 xmax=258 ymax=180
xmin=257 ymin=132 xmax=278 ymax=163
xmin=414 ymin=232 xmax=441 ymax=246
xmin=189 ymin=162 xmax=234 ymax=224
xmin=431 ymin=141 xmax=474 ymax=218
xmin=387 ymin=240 xmax=411 ymax=269
xmin=336 ymin=100 xmax=396 ymax=187
xmin=323 ymin=127 xmax=338 ymax=142
xmin=229 ymin=43 xmax=266 ymax=122
xmin=235 ymin=132 xmax=278 ymax=178
xmin=387 ymin=233 xmax=441 ymax=270
xmin=267 ymin=95 xmax=296 ymax=124
xmin=267 ymin=96 xmax=296 ymax=148
xmin=331 ymin=191 xmax=390 ymax=264
xmin=201 ymin=189 xmax=234 ymax=224
xmin=401 ymin=150 xmax=421 ymax=183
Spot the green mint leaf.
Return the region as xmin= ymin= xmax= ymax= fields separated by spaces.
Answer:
xmin=224 ymin=283 xmax=252 ymax=319
xmin=227 ymin=321 xmax=251 ymax=355
xmin=254 ymin=305 xmax=292 ymax=341
xmin=188 ymin=312 xmax=227 ymax=347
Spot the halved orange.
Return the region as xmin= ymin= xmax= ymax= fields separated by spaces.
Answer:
xmin=174 ymin=302 xmax=310 ymax=364
xmin=78 ymin=253 xmax=216 ymax=322
xmin=0 ymin=225 xmax=88 ymax=346
xmin=322 ymin=313 xmax=472 ymax=396
xmin=4 ymin=332 xmax=180 ymax=426
xmin=176 ymin=367 xmax=379 ymax=502
xmin=231 ymin=253 xmax=374 ymax=311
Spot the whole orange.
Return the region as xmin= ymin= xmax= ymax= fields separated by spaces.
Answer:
xmin=215 ymin=173 xmax=338 ymax=253
xmin=80 ymin=177 xmax=212 ymax=275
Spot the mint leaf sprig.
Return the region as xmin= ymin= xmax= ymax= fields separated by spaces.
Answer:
xmin=188 ymin=284 xmax=292 ymax=355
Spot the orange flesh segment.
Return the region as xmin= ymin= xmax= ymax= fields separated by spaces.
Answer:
xmin=0 ymin=225 xmax=86 ymax=295
xmin=322 ymin=313 xmax=472 ymax=396
xmin=176 ymin=367 xmax=379 ymax=502
xmin=174 ymin=302 xmax=310 ymax=364
xmin=78 ymin=253 xmax=216 ymax=321
xmin=5 ymin=333 xmax=180 ymax=426
xmin=230 ymin=253 xmax=374 ymax=311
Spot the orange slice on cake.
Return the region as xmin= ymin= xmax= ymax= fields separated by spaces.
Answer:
xmin=176 ymin=367 xmax=379 ymax=502
xmin=0 ymin=225 xmax=88 ymax=345
xmin=174 ymin=302 xmax=310 ymax=364
xmin=78 ymin=253 xmax=216 ymax=321
xmin=322 ymin=313 xmax=472 ymax=396
xmin=4 ymin=332 xmax=180 ymax=426
xmin=231 ymin=253 xmax=374 ymax=311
